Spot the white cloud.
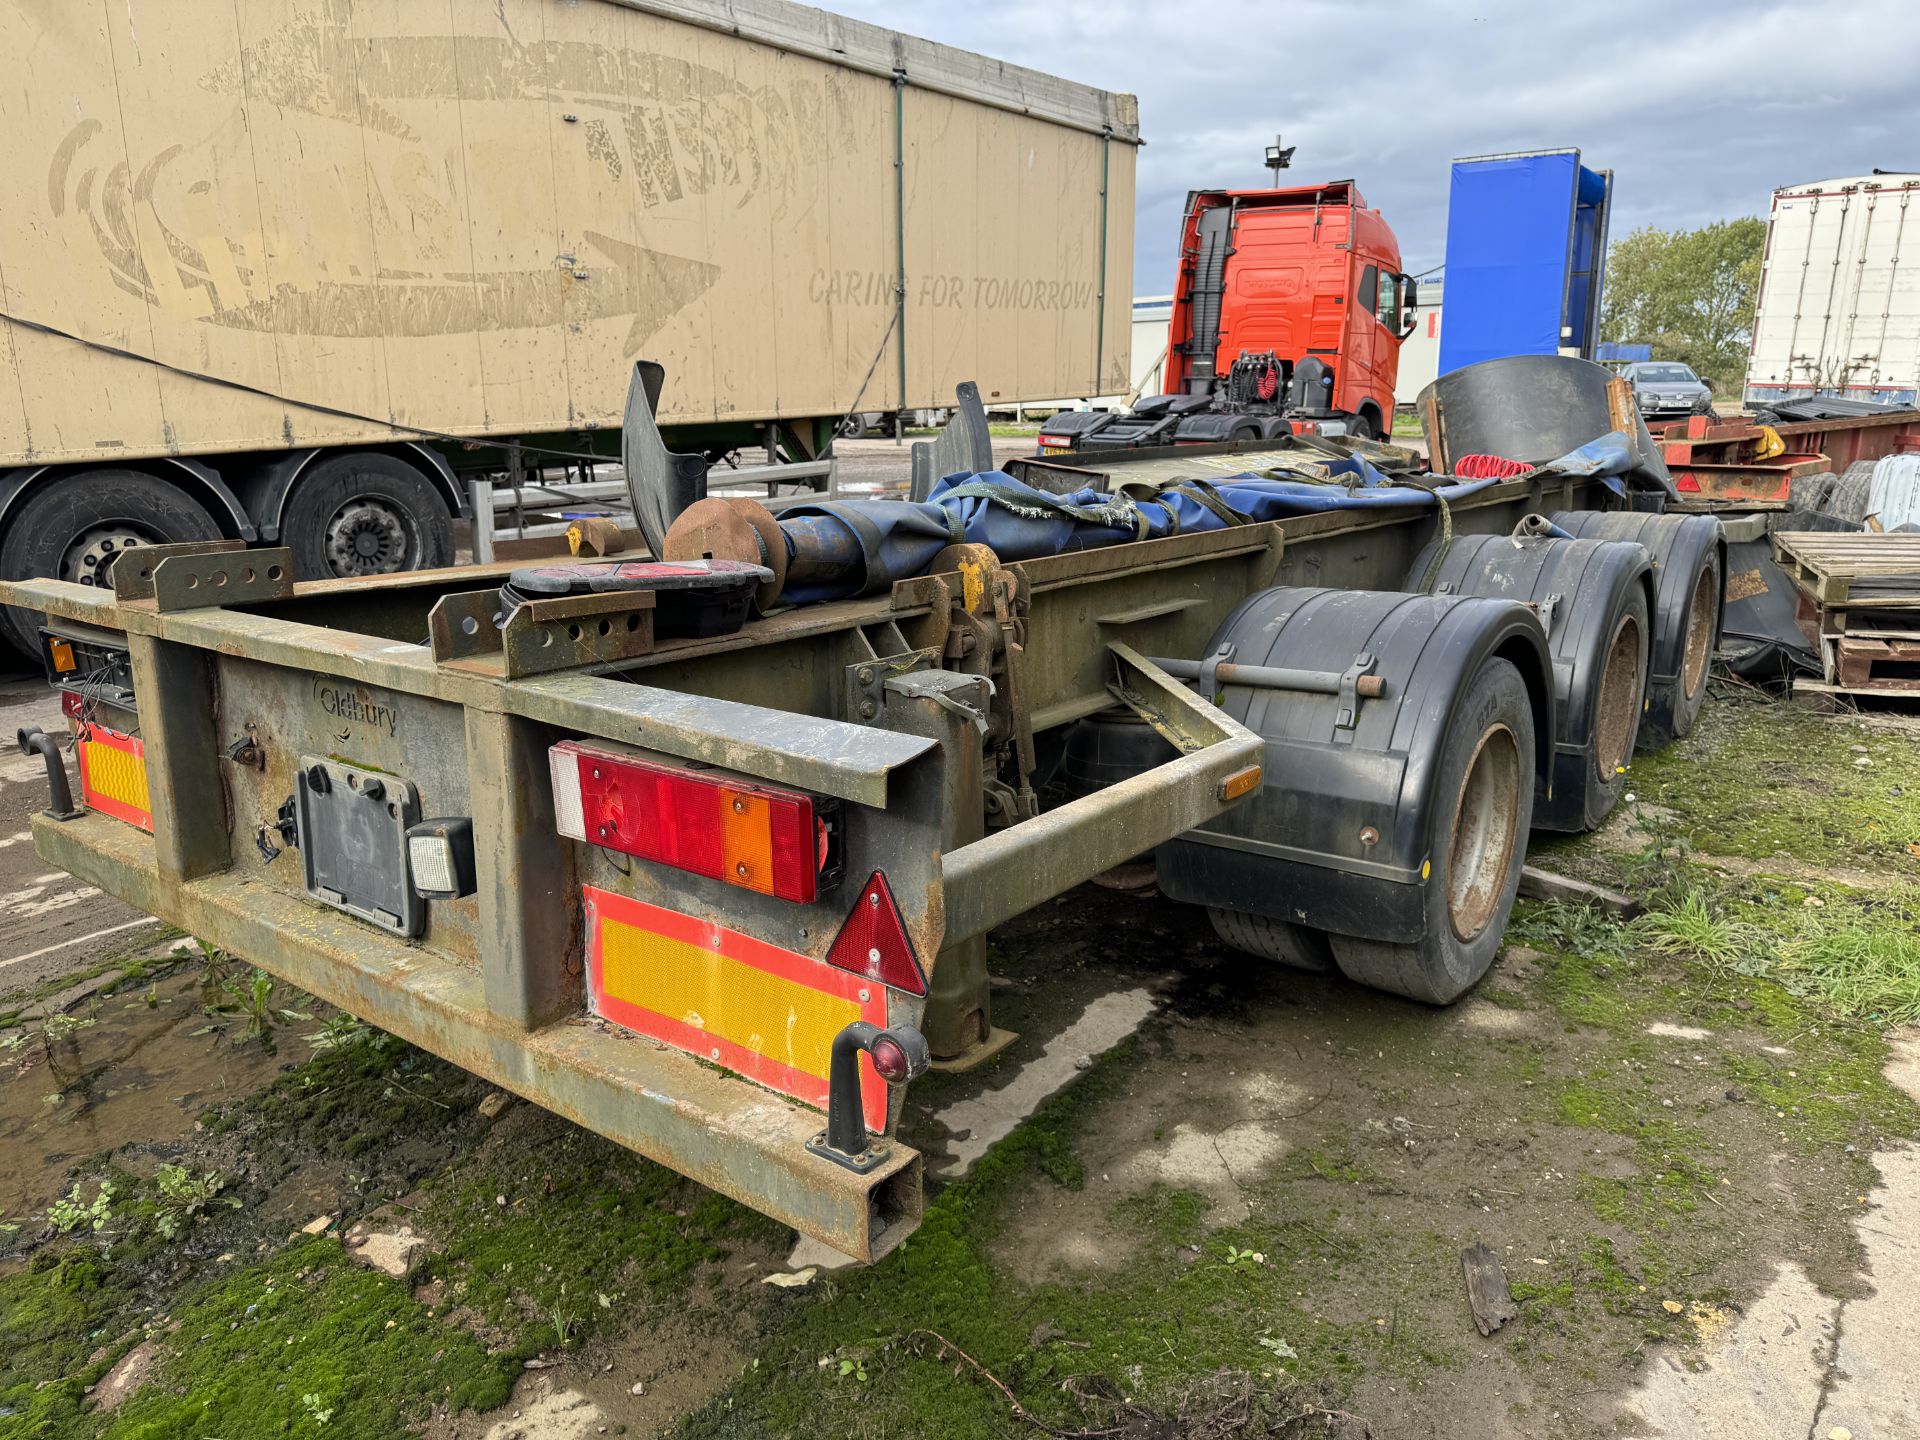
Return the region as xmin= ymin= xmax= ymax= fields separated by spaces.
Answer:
xmin=832 ymin=0 xmax=1920 ymax=290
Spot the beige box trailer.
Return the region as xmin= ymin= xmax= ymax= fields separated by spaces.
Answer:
xmin=0 ymin=0 xmax=1137 ymax=648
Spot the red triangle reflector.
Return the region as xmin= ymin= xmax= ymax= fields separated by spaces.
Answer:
xmin=825 ymin=871 xmax=926 ymax=996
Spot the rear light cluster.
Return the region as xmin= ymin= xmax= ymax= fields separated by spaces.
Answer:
xmin=550 ymin=741 xmax=840 ymax=903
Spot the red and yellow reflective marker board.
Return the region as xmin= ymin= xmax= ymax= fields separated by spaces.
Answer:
xmin=584 ymin=887 xmax=887 ymax=1132
xmin=77 ymin=724 xmax=152 ymax=832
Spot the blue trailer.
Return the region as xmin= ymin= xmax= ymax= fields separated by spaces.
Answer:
xmin=1438 ymin=150 xmax=1614 ymax=375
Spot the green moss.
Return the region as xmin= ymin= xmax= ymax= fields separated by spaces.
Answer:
xmin=1112 ymin=1185 xmax=1210 ymax=1246
xmin=419 ymin=1125 xmax=780 ymax=1357
xmin=41 ymin=1238 xmax=510 ymax=1440
xmin=677 ymin=1041 xmax=1455 ymax=1439
xmin=1621 ymin=699 xmax=1919 ymax=866
xmin=0 ymin=1248 xmax=140 ymax=1427
xmin=1510 ymin=1278 xmax=1574 ymax=1308
xmin=1719 ymin=1039 xmax=1920 ymax=1153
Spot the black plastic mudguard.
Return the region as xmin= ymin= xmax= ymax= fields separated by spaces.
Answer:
xmin=1158 ymin=587 xmax=1552 ymax=945
xmin=1170 ymin=413 xmax=1253 ymax=444
xmin=1040 ymin=411 xmax=1115 ymax=445
xmin=1549 ymin=510 xmax=1725 ymax=744
xmin=1409 ymin=533 xmax=1654 ymax=831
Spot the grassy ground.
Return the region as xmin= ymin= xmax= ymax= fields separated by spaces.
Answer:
xmin=1 ymin=688 xmax=1916 ymax=1438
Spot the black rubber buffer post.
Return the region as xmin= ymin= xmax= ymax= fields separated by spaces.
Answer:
xmin=807 ymin=1021 xmax=931 ymax=1173
xmin=17 ymin=726 xmax=81 ymax=821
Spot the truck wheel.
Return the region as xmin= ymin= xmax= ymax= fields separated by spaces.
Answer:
xmin=1328 ymin=656 xmax=1534 ymax=1004
xmin=284 ymin=453 xmax=453 ymax=579
xmin=0 ymin=469 xmax=222 ymax=655
xmin=1207 ymin=907 xmax=1334 ymax=971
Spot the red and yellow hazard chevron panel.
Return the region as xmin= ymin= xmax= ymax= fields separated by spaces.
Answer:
xmin=76 ymin=724 xmax=152 ymax=832
xmin=584 ymin=887 xmax=887 ymax=1133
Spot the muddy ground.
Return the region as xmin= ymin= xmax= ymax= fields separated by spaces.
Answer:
xmin=2 ymin=685 xmax=1917 ymax=1439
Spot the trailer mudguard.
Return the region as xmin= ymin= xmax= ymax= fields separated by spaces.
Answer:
xmin=1158 ymin=587 xmax=1552 ymax=944
xmin=1548 ymin=510 xmax=1724 ymax=747
xmin=1409 ymin=533 xmax=1654 ymax=831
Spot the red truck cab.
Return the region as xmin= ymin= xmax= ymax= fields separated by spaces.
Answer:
xmin=1166 ymin=180 xmax=1414 ymax=439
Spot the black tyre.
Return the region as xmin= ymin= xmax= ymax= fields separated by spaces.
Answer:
xmin=283 ymin=452 xmax=454 ymax=580
xmin=1208 ymin=907 xmax=1334 ymax=972
xmin=0 ymin=469 xmax=223 ymax=655
xmin=1548 ymin=510 xmax=1723 ymax=750
xmin=1349 ymin=410 xmax=1380 ymax=442
xmin=1822 ymin=468 xmax=1873 ymax=525
xmin=1328 ymin=656 xmax=1535 ymax=1004
xmin=1579 ymin=584 xmax=1650 ymax=826
xmin=1667 ymin=546 xmax=1720 ymax=743
xmin=1788 ymin=470 xmax=1836 ymax=513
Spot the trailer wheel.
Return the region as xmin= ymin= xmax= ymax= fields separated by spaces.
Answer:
xmin=1207 ymin=907 xmax=1334 ymax=971
xmin=1409 ymin=533 xmax=1651 ymax=832
xmin=1328 ymin=656 xmax=1534 ymax=1003
xmin=284 ymin=453 xmax=453 ymax=580
xmin=1548 ymin=510 xmax=1723 ymax=748
xmin=1590 ymin=589 xmax=1648 ymax=785
xmin=0 ymin=469 xmax=223 ymax=655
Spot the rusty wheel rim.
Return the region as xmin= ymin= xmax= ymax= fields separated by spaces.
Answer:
xmin=1593 ymin=610 xmax=1645 ymax=782
xmin=1447 ymin=722 xmax=1522 ymax=943
xmin=1681 ymin=566 xmax=1715 ymax=698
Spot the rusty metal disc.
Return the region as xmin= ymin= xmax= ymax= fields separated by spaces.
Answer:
xmin=930 ymin=543 xmax=1001 ymax=613
xmin=665 ymin=497 xmax=759 ymax=564
xmin=724 ymin=498 xmax=789 ymax=612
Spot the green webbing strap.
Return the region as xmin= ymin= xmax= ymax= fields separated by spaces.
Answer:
xmin=1163 ymin=478 xmax=1253 ymax=527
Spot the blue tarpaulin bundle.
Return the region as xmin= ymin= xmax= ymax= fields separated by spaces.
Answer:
xmin=771 ymin=460 xmax=1504 ymax=605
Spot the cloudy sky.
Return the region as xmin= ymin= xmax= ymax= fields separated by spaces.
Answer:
xmin=833 ymin=0 xmax=1920 ymax=295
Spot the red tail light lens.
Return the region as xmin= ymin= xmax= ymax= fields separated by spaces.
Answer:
xmin=550 ymin=741 xmax=833 ymax=903
xmin=868 ymin=1034 xmax=912 ymax=1083
xmin=825 ymin=871 xmax=926 ymax=996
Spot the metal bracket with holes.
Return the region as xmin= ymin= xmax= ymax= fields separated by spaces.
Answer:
xmin=148 ymin=549 xmax=295 ymax=612
xmin=110 ymin=539 xmax=248 ymax=601
xmin=427 ymin=587 xmax=658 ymax=676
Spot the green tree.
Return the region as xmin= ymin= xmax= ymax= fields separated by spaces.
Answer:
xmin=1601 ymin=217 xmax=1765 ymax=392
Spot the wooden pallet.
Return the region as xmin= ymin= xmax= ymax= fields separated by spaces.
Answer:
xmin=1772 ymin=532 xmax=1920 ymax=607
xmin=1830 ymin=635 xmax=1920 ymax=693
xmin=1794 ymin=676 xmax=1920 ymax=703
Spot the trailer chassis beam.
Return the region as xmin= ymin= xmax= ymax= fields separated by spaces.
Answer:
xmin=938 ymin=644 xmax=1264 ymax=943
xmin=31 ymin=811 xmax=921 ymax=1263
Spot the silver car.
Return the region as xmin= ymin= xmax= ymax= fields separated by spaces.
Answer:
xmin=1623 ymin=361 xmax=1714 ymax=418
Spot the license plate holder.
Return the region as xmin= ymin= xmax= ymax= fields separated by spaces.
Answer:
xmin=293 ymin=756 xmax=424 ymax=937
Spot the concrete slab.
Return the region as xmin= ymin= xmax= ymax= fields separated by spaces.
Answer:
xmin=930 ymin=987 xmax=1158 ymax=1179
xmin=1820 ymin=1147 xmax=1920 ymax=1436
xmin=1619 ymin=1031 xmax=1920 ymax=1438
xmin=1619 ymin=1261 xmax=1838 ymax=1437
